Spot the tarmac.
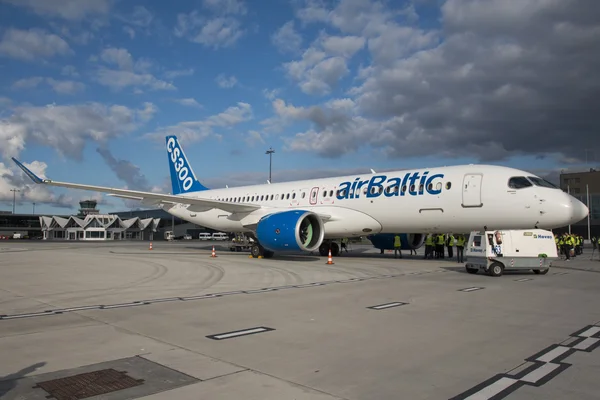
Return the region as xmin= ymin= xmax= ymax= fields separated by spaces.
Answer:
xmin=0 ymin=240 xmax=599 ymax=400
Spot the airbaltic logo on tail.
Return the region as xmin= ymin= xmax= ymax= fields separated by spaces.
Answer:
xmin=336 ymin=171 xmax=444 ymax=200
xmin=167 ymin=137 xmax=194 ymax=191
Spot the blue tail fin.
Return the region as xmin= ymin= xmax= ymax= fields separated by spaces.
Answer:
xmin=166 ymin=135 xmax=209 ymax=195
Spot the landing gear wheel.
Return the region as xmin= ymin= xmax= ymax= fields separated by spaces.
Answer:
xmin=488 ymin=262 xmax=504 ymax=277
xmin=251 ymin=244 xmax=262 ymax=258
xmin=533 ymin=269 xmax=549 ymax=275
xmin=466 ymin=267 xmax=478 ymax=274
xmin=330 ymin=242 xmax=340 ymax=257
xmin=319 ymin=242 xmax=329 ymax=257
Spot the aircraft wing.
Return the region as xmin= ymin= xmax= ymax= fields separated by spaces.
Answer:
xmin=11 ymin=157 xmax=261 ymax=214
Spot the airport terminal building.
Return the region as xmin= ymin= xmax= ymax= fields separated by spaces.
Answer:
xmin=1 ymin=200 xmax=211 ymax=241
xmin=558 ymin=168 xmax=600 ymax=237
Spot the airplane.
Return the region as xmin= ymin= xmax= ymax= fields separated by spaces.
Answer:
xmin=12 ymin=135 xmax=588 ymax=259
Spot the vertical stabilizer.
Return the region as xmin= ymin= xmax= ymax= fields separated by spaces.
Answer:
xmin=166 ymin=135 xmax=209 ymax=195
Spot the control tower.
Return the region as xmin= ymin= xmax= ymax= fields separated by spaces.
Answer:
xmin=78 ymin=199 xmax=100 ymax=217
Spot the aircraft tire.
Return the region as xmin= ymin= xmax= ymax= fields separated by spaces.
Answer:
xmin=330 ymin=242 xmax=340 ymax=257
xmin=251 ymin=244 xmax=262 ymax=258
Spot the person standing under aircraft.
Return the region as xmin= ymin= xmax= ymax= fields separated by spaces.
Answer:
xmin=562 ymin=233 xmax=572 ymax=261
xmin=424 ymin=234 xmax=434 ymax=259
xmin=447 ymin=234 xmax=454 ymax=259
xmin=456 ymin=234 xmax=465 ymax=263
xmin=394 ymin=234 xmax=402 ymax=259
xmin=340 ymin=237 xmax=348 ymax=254
xmin=436 ymin=234 xmax=445 ymax=259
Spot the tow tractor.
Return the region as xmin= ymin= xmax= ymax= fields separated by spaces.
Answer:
xmin=229 ymin=233 xmax=255 ymax=252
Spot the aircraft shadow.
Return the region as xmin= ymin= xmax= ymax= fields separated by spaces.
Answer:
xmin=0 ymin=361 xmax=46 ymax=398
xmin=440 ymin=266 xmax=538 ymax=275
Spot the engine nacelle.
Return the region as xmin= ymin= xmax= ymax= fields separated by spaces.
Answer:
xmin=255 ymin=210 xmax=325 ymax=252
xmin=367 ymin=233 xmax=425 ymax=251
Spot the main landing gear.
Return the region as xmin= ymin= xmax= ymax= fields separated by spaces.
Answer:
xmin=319 ymin=240 xmax=340 ymax=257
xmin=250 ymin=242 xmax=274 ymax=258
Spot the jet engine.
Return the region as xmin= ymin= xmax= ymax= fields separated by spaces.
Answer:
xmin=367 ymin=233 xmax=426 ymax=251
xmin=255 ymin=210 xmax=325 ymax=252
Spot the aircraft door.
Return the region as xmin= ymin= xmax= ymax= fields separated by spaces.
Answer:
xmin=310 ymin=187 xmax=319 ymax=205
xmin=462 ymin=174 xmax=483 ymax=207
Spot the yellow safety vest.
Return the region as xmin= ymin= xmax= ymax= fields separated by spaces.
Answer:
xmin=425 ymin=235 xmax=433 ymax=245
xmin=394 ymin=236 xmax=401 ymax=247
xmin=457 ymin=236 xmax=465 ymax=247
xmin=437 ymin=235 xmax=445 ymax=245
xmin=448 ymin=236 xmax=455 ymax=246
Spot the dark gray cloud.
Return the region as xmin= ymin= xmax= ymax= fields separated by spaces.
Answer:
xmin=284 ymin=0 xmax=600 ymax=163
xmin=96 ymin=147 xmax=152 ymax=192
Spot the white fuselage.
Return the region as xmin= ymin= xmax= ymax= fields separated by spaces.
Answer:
xmin=162 ymin=164 xmax=587 ymax=237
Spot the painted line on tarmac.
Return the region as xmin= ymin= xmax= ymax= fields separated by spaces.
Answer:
xmin=367 ymin=302 xmax=408 ymax=310
xmin=0 ymin=269 xmax=446 ymax=321
xmin=206 ymin=326 xmax=275 ymax=340
xmin=514 ymin=278 xmax=533 ymax=282
xmin=450 ymin=322 xmax=600 ymax=399
xmin=458 ymin=287 xmax=485 ymax=292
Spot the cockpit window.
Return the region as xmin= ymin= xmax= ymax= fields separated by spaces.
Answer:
xmin=508 ymin=176 xmax=533 ymax=189
xmin=527 ymin=176 xmax=559 ymax=189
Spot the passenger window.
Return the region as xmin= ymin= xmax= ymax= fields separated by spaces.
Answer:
xmin=301 ymin=192 xmax=306 ymax=199
xmin=419 ymin=184 xmax=423 ymax=192
xmin=286 ymin=193 xmax=290 ymax=199
xmin=508 ymin=176 xmax=533 ymax=189
xmin=276 ymin=194 xmax=279 ymax=200
xmin=329 ymin=190 xmax=333 ymax=197
xmin=445 ymin=182 xmax=451 ymax=190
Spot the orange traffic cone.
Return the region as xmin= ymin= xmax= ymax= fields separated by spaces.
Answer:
xmin=211 ymin=245 xmax=217 ymax=258
xmin=149 ymin=242 xmax=153 ymax=250
xmin=326 ymin=249 xmax=334 ymax=265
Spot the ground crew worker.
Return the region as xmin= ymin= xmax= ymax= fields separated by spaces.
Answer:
xmin=436 ymin=234 xmax=445 ymax=259
xmin=562 ymin=234 xmax=572 ymax=261
xmin=394 ymin=234 xmax=402 ymax=259
xmin=424 ymin=234 xmax=434 ymax=259
xmin=447 ymin=234 xmax=454 ymax=258
xmin=341 ymin=237 xmax=348 ymax=254
xmin=456 ymin=234 xmax=465 ymax=263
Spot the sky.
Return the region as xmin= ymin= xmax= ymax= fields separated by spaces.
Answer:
xmin=0 ymin=0 xmax=599 ymax=216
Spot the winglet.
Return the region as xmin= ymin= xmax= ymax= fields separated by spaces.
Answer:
xmin=11 ymin=157 xmax=44 ymax=184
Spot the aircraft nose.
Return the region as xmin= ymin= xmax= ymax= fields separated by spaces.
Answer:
xmin=570 ymin=196 xmax=589 ymax=224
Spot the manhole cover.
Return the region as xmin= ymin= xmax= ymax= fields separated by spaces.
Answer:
xmin=33 ymin=368 xmax=144 ymax=400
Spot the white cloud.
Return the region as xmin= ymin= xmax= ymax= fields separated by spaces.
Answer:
xmin=215 ymin=74 xmax=238 ymax=88
xmin=0 ymin=28 xmax=71 ymax=61
xmin=320 ymin=35 xmax=365 ymax=58
xmin=202 ymin=0 xmax=247 ymax=15
xmin=92 ymin=47 xmax=174 ymax=92
xmin=283 ymin=47 xmax=349 ymax=95
xmin=144 ymin=102 xmax=253 ymax=144
xmin=61 ymin=65 xmax=79 ymax=78
xmin=123 ymin=26 xmax=136 ymax=39
xmin=245 ymin=130 xmax=265 ymax=146
xmin=0 ymin=102 xmax=157 ymax=160
xmin=0 ymin=0 xmax=111 ymax=21
xmin=164 ymin=68 xmax=195 ymax=79
xmin=271 ymin=21 xmax=303 ymax=54
xmin=12 ymin=77 xmax=85 ymax=94
xmin=12 ymin=77 xmax=44 ymax=89
xmin=174 ymin=10 xmax=245 ymax=48
xmin=45 ymin=78 xmax=85 ymax=94
xmin=174 ymin=98 xmax=203 ymax=108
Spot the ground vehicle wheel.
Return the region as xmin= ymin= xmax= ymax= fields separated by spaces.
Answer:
xmin=533 ymin=269 xmax=549 ymax=275
xmin=488 ymin=262 xmax=504 ymax=277
xmin=251 ymin=244 xmax=262 ymax=258
xmin=466 ymin=267 xmax=478 ymax=274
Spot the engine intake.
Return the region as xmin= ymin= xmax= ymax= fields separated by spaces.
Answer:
xmin=367 ymin=233 xmax=425 ymax=251
xmin=256 ymin=210 xmax=325 ymax=252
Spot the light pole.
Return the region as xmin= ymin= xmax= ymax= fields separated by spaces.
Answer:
xmin=10 ymin=188 xmax=20 ymax=214
xmin=265 ymin=147 xmax=275 ymax=183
